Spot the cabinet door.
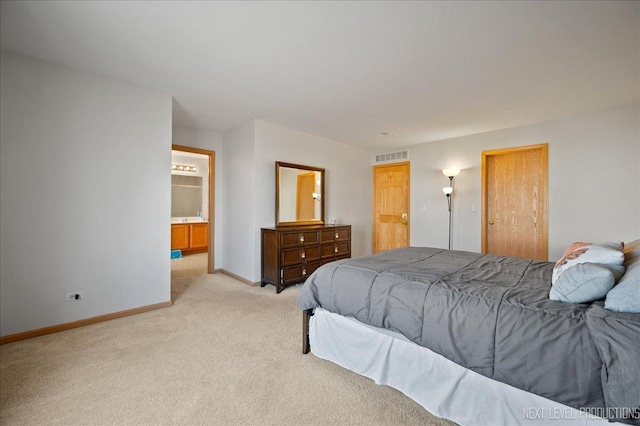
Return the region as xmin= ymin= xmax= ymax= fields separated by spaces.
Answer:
xmin=171 ymin=224 xmax=190 ymax=250
xmin=190 ymin=223 xmax=208 ymax=249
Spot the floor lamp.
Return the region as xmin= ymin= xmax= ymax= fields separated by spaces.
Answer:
xmin=442 ymin=169 xmax=460 ymax=250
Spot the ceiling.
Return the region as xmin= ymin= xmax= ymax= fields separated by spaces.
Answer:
xmin=1 ymin=1 xmax=638 ymax=151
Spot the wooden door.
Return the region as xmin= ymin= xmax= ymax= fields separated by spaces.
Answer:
xmin=373 ymin=162 xmax=410 ymax=253
xmin=296 ymin=172 xmax=316 ymax=221
xmin=482 ymin=144 xmax=548 ymax=260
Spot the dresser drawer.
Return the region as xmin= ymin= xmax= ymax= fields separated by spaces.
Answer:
xmin=321 ymin=227 xmax=351 ymax=243
xmin=282 ymin=261 xmax=321 ymax=284
xmin=281 ymin=230 xmax=320 ymax=247
xmin=282 ymin=246 xmax=321 ymax=266
xmin=321 ymin=241 xmax=350 ymax=258
xmin=321 ymin=255 xmax=350 ymax=265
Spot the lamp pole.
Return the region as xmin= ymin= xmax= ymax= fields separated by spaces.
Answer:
xmin=446 ymin=193 xmax=452 ymax=250
xmin=447 ymin=176 xmax=453 ymax=250
xmin=442 ymin=170 xmax=459 ymax=250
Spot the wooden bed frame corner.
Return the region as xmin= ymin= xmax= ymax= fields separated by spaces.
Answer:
xmin=302 ymin=309 xmax=313 ymax=354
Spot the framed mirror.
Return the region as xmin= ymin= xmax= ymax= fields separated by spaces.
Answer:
xmin=276 ymin=161 xmax=325 ymax=227
xmin=171 ymin=175 xmax=203 ymax=217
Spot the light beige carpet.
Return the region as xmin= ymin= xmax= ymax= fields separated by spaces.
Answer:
xmin=1 ymin=253 xmax=454 ymax=425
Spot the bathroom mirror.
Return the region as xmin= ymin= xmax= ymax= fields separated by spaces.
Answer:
xmin=171 ymin=175 xmax=203 ymax=217
xmin=276 ymin=162 xmax=325 ymax=227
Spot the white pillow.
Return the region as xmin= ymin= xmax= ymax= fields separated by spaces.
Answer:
xmin=604 ymin=239 xmax=640 ymax=313
xmin=550 ymin=263 xmax=615 ymax=304
xmin=552 ymin=241 xmax=625 ymax=284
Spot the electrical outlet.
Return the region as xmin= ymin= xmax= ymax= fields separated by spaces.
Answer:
xmin=66 ymin=292 xmax=83 ymax=302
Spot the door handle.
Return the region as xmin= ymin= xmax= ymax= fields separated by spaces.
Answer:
xmin=489 ymin=220 xmax=495 ymax=225
xmin=401 ymin=213 xmax=408 ymax=225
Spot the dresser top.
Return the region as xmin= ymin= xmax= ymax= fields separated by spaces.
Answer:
xmin=261 ymin=224 xmax=350 ymax=231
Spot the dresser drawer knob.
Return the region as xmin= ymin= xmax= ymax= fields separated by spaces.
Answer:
xmin=300 ymin=235 xmax=305 ymax=243
xmin=302 ymin=268 xmax=307 ymax=276
xmin=301 ymin=251 xmax=306 ymax=259
xmin=335 ymin=232 xmax=339 ymax=239
xmin=334 ymin=245 xmax=339 ymax=253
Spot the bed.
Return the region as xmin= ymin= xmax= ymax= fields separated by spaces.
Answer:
xmin=297 ymin=246 xmax=640 ymax=425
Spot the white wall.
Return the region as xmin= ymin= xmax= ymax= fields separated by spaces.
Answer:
xmin=220 ymin=120 xmax=372 ymax=283
xmin=388 ymin=104 xmax=640 ymax=261
xmin=0 ymin=51 xmax=173 ymax=336
xmin=173 ymin=125 xmax=224 ymax=153
xmin=221 ymin=121 xmax=257 ymax=280
xmin=254 ymin=120 xmax=372 ymax=281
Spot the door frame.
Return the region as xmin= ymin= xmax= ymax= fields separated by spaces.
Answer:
xmin=481 ymin=143 xmax=548 ymax=259
xmin=172 ymin=144 xmax=216 ymax=274
xmin=372 ymin=161 xmax=410 ymax=253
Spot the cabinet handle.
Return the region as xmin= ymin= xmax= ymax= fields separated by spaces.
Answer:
xmin=334 ymin=245 xmax=339 ymax=253
xmin=300 ymin=235 xmax=305 ymax=243
xmin=302 ymin=268 xmax=307 ymax=276
xmin=301 ymin=251 xmax=306 ymax=259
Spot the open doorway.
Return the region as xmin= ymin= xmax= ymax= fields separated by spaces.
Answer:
xmin=171 ymin=145 xmax=215 ymax=279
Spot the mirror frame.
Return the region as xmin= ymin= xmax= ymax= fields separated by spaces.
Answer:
xmin=276 ymin=161 xmax=325 ymax=227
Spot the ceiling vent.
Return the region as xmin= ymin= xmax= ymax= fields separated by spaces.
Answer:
xmin=374 ymin=150 xmax=409 ymax=164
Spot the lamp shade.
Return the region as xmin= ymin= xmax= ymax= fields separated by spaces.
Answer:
xmin=442 ymin=168 xmax=460 ymax=178
xmin=442 ymin=186 xmax=453 ymax=195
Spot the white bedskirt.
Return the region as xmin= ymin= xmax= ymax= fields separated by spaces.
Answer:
xmin=309 ymin=308 xmax=610 ymax=426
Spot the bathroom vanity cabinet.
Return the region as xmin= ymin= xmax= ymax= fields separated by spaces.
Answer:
xmin=171 ymin=222 xmax=208 ymax=254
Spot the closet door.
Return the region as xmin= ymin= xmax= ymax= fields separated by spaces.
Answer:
xmin=482 ymin=144 xmax=548 ymax=261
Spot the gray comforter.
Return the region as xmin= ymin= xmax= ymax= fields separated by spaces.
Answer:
xmin=297 ymin=247 xmax=640 ymax=424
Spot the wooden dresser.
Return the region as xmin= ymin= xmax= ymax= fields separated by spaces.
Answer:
xmin=261 ymin=225 xmax=351 ymax=293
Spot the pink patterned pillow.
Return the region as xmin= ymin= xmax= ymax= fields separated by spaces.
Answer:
xmin=558 ymin=242 xmax=592 ymax=261
xmin=552 ymin=241 xmax=625 ymax=284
